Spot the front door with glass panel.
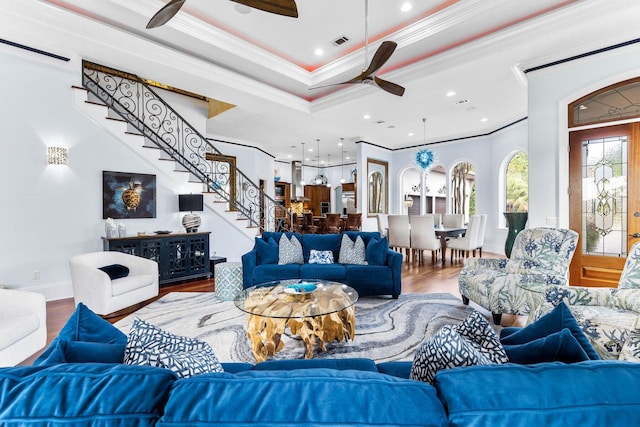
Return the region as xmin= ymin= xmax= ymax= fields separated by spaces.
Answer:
xmin=569 ymin=124 xmax=640 ymax=287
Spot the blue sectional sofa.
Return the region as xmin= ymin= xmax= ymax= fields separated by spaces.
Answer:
xmin=241 ymin=231 xmax=402 ymax=297
xmin=3 ymin=358 xmax=640 ymax=426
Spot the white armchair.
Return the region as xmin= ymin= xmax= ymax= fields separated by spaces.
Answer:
xmin=0 ymin=289 xmax=47 ymax=366
xmin=458 ymin=227 xmax=579 ymax=324
xmin=69 ymin=251 xmax=159 ymax=316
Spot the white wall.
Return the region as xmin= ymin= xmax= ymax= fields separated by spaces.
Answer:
xmin=527 ymin=43 xmax=640 ymax=228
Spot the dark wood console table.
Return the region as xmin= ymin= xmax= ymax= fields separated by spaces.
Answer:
xmin=102 ymin=232 xmax=210 ymax=286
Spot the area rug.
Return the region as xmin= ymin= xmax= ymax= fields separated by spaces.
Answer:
xmin=114 ymin=292 xmax=477 ymax=364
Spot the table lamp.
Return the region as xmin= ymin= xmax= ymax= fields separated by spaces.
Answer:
xmin=179 ymin=194 xmax=203 ymax=232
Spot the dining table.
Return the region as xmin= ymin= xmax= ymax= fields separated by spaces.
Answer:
xmin=434 ymin=225 xmax=467 ymax=265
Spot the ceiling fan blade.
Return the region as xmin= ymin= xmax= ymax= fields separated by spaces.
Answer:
xmin=361 ymin=41 xmax=397 ymax=77
xmin=309 ymin=80 xmax=362 ymax=91
xmin=374 ymin=76 xmax=405 ymax=97
xmin=146 ymin=0 xmax=186 ymax=29
xmin=230 ymin=0 xmax=298 ymax=18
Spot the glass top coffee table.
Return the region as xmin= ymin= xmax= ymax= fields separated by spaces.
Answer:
xmin=234 ymin=280 xmax=358 ymax=362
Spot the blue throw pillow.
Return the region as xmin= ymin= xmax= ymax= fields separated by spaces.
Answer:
xmin=255 ymin=237 xmax=278 ymax=265
xmin=503 ymin=328 xmax=590 ymax=364
xmin=98 ymin=264 xmax=130 ymax=280
xmin=60 ymin=340 xmax=126 ymax=363
xmin=500 ymin=302 xmax=600 ymax=360
xmin=34 ymin=303 xmax=127 ymax=365
xmin=366 ymin=237 xmax=388 ymax=266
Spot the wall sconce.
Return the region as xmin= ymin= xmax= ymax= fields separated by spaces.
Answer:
xmin=403 ymin=194 xmax=414 ymax=208
xmin=47 ymin=147 xmax=68 ymax=165
xmin=178 ymin=194 xmax=204 ymax=233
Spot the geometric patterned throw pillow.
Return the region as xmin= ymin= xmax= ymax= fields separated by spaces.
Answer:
xmin=410 ymin=310 xmax=507 ymax=384
xmin=338 ymin=234 xmax=368 ymax=265
xmin=124 ymin=318 xmax=223 ymax=378
xmin=278 ymin=234 xmax=304 ymax=265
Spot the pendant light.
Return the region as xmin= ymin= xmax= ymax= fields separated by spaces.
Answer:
xmin=326 ymin=153 xmax=332 ymax=188
xmin=314 ymin=138 xmax=322 ymax=184
xmin=339 ymin=138 xmax=345 ymax=184
xmin=300 ymin=142 xmax=305 ymax=186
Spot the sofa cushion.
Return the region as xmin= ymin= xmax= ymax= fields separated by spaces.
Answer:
xmin=43 ymin=340 xmax=126 ymax=364
xmin=338 ymin=234 xmax=367 ymax=265
xmin=309 ymin=249 xmax=334 ymax=264
xmin=343 ymin=231 xmax=382 ymax=246
xmin=98 ymin=263 xmax=130 ymax=280
xmin=34 ymin=302 xmax=127 ymax=365
xmin=278 ymin=234 xmax=304 ymax=265
xmin=253 ymin=264 xmax=301 ymax=284
xmin=252 ymin=358 xmax=378 ymax=372
xmin=435 ymin=361 xmax=640 ymax=427
xmin=124 ymin=318 xmax=223 ymax=378
xmin=365 ymin=237 xmax=389 ymax=266
xmin=255 ymin=237 xmax=279 ymax=265
xmin=0 ymin=363 xmax=176 ymax=427
xmin=345 ymin=265 xmax=392 ymax=293
xmin=158 ymin=369 xmax=448 ymax=427
xmin=262 ymin=231 xmax=302 ymax=244
xmin=500 ymin=302 xmax=600 ymax=360
xmin=302 ymin=233 xmax=342 ymax=262
xmin=503 ymin=328 xmax=590 ymax=364
xmin=300 ymin=264 xmax=346 ymax=281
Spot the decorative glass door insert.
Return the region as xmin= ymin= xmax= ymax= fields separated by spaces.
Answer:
xmin=581 ymin=135 xmax=628 ymax=257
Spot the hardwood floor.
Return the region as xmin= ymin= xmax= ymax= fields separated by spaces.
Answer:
xmin=27 ymin=251 xmax=520 ymax=365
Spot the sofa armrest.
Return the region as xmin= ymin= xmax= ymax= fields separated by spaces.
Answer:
xmin=386 ymin=250 xmax=402 ymax=296
xmin=241 ymin=250 xmax=257 ymax=289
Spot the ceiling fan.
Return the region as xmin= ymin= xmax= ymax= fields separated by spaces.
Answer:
xmin=146 ymin=0 xmax=298 ymax=29
xmin=310 ymin=0 xmax=405 ymax=97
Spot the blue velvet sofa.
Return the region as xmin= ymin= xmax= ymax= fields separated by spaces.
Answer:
xmin=241 ymin=231 xmax=402 ymax=297
xmin=3 ymin=358 xmax=640 ymax=426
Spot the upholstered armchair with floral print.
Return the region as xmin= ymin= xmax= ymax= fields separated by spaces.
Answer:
xmin=458 ymin=227 xmax=579 ymax=324
xmin=528 ymin=242 xmax=640 ymax=360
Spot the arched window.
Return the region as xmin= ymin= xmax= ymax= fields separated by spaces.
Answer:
xmin=450 ymin=162 xmax=475 ymax=221
xmin=505 ymin=152 xmax=528 ymax=213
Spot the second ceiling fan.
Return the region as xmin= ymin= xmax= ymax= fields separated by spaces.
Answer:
xmin=310 ymin=0 xmax=405 ymax=97
xmin=146 ymin=0 xmax=298 ymax=29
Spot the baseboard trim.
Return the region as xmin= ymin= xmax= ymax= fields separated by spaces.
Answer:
xmin=23 ymin=281 xmax=73 ymax=302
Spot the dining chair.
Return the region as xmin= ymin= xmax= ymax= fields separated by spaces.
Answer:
xmin=376 ymin=214 xmax=389 ymax=237
xmin=447 ymin=215 xmax=481 ymax=262
xmin=303 ymin=213 xmax=319 ymax=234
xmin=387 ymin=215 xmax=411 ymax=262
xmin=345 ymin=213 xmax=362 ymax=231
xmin=475 ymin=214 xmax=487 ymax=257
xmin=409 ymin=215 xmax=441 ymax=264
xmin=442 ymin=214 xmax=464 ymax=228
xmin=325 ymin=213 xmax=342 ymax=234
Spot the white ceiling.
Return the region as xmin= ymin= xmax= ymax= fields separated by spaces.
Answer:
xmin=10 ymin=0 xmax=640 ymax=165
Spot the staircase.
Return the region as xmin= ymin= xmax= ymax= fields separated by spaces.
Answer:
xmin=76 ymin=60 xmax=289 ymax=237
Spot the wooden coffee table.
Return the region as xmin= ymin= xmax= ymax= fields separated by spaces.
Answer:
xmin=234 ymin=280 xmax=358 ymax=362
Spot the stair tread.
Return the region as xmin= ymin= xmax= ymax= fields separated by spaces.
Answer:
xmin=105 ymin=116 xmax=127 ymax=123
xmin=72 ymin=85 xmax=88 ymax=91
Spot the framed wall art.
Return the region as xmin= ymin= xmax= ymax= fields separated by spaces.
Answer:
xmin=367 ymin=158 xmax=388 ymax=216
xmin=102 ymin=171 xmax=156 ymax=219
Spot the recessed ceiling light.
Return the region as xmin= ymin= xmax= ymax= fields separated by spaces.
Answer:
xmin=287 ymin=154 xmax=292 ymax=158
xmin=363 ymin=114 xmax=370 ymax=119
xmin=408 ymin=132 xmax=414 ymax=137
xmin=446 ymin=91 xmax=456 ymax=97
xmin=346 ymin=156 xmax=350 ymax=160
xmin=308 ymin=148 xmax=313 ymax=152
xmin=480 ymin=117 xmax=488 ymax=122
xmin=400 ymin=2 xmax=412 ymax=12
xmin=314 ymin=48 xmax=324 ymax=56
xmin=234 ymin=4 xmax=251 ymax=14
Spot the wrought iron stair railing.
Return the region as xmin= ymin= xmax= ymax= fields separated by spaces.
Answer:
xmin=81 ymin=60 xmax=289 ymax=233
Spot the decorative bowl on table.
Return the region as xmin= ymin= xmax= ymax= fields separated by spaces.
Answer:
xmin=284 ymin=282 xmax=317 ymax=295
